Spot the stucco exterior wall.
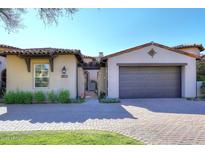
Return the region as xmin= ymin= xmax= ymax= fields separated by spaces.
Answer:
xmin=7 ymin=55 xmax=78 ymax=98
xmin=78 ymin=67 xmax=85 ymax=98
xmin=107 ymin=45 xmax=196 ymax=98
xmin=87 ymin=70 xmax=98 ymax=81
xmin=97 ymin=67 xmax=107 ymax=95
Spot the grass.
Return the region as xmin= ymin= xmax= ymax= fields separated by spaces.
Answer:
xmin=0 ymin=130 xmax=143 ymax=145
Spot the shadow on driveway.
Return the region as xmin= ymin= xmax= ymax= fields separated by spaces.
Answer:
xmin=121 ymin=98 xmax=205 ymax=115
xmin=0 ymin=103 xmax=137 ymax=123
xmin=1 ymin=99 xmax=205 ymax=124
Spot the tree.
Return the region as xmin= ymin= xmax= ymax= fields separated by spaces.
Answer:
xmin=197 ymin=59 xmax=205 ymax=81
xmin=0 ymin=8 xmax=78 ymax=32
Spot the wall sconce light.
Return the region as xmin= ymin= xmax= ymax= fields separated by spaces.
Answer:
xmin=62 ymin=66 xmax=67 ymax=75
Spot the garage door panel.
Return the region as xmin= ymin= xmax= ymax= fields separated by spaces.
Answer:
xmin=119 ymin=66 xmax=181 ymax=98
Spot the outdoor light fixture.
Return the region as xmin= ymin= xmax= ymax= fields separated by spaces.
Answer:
xmin=62 ymin=66 xmax=67 ymax=75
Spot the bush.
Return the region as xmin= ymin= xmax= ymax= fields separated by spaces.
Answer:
xmin=15 ymin=91 xmax=26 ymax=104
xmin=69 ymin=98 xmax=85 ymax=103
xmin=98 ymin=91 xmax=106 ymax=100
xmin=197 ymin=75 xmax=205 ymax=81
xmin=3 ymin=91 xmax=33 ymax=104
xmin=24 ymin=92 xmax=33 ymax=104
xmin=48 ymin=91 xmax=57 ymax=102
xmin=57 ymin=90 xmax=70 ymax=103
xmin=3 ymin=91 xmax=16 ymax=104
xmin=99 ymin=98 xmax=120 ymax=103
xmin=34 ymin=91 xmax=45 ymax=103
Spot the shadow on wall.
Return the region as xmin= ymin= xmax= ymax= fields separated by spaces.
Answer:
xmin=121 ymin=99 xmax=205 ymax=115
xmin=0 ymin=103 xmax=137 ymax=123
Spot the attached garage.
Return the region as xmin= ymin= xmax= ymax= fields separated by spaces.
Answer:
xmin=102 ymin=42 xmax=199 ymax=99
xmin=119 ymin=66 xmax=181 ymax=98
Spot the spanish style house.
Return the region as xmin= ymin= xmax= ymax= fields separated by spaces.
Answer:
xmin=0 ymin=42 xmax=204 ymax=98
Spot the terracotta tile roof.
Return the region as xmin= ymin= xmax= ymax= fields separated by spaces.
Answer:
xmin=0 ymin=47 xmax=83 ymax=62
xmin=201 ymin=54 xmax=205 ymax=59
xmin=83 ymin=55 xmax=97 ymax=59
xmin=102 ymin=42 xmax=201 ymax=61
xmin=0 ymin=44 xmax=20 ymax=50
xmin=173 ymin=44 xmax=204 ymax=51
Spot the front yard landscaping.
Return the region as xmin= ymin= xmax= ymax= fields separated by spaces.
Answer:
xmin=98 ymin=91 xmax=120 ymax=103
xmin=99 ymin=98 xmax=120 ymax=103
xmin=3 ymin=90 xmax=85 ymax=104
xmin=0 ymin=130 xmax=143 ymax=145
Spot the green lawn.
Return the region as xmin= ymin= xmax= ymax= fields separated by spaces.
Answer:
xmin=0 ymin=130 xmax=144 ymax=145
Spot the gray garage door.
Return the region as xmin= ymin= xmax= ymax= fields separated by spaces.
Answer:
xmin=119 ymin=66 xmax=181 ymax=98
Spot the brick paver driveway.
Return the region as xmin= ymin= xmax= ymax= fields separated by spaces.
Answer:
xmin=1 ymin=98 xmax=205 ymax=144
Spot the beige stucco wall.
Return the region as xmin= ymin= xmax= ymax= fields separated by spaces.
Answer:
xmin=107 ymin=45 xmax=196 ymax=98
xmin=78 ymin=67 xmax=85 ymax=98
xmin=97 ymin=67 xmax=107 ymax=95
xmin=87 ymin=70 xmax=98 ymax=81
xmin=7 ymin=55 xmax=78 ymax=98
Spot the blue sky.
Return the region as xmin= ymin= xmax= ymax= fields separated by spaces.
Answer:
xmin=1 ymin=8 xmax=205 ymax=56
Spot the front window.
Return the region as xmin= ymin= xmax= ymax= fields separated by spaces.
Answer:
xmin=34 ymin=64 xmax=49 ymax=88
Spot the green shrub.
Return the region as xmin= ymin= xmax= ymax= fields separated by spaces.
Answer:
xmin=99 ymin=98 xmax=120 ymax=103
xmin=3 ymin=91 xmax=16 ymax=104
xmin=15 ymin=91 xmax=26 ymax=104
xmin=24 ymin=92 xmax=33 ymax=104
xmin=48 ymin=91 xmax=57 ymax=102
xmin=34 ymin=91 xmax=45 ymax=103
xmin=98 ymin=91 xmax=106 ymax=100
xmin=3 ymin=91 xmax=33 ymax=104
xmin=197 ymin=75 xmax=205 ymax=81
xmin=69 ymin=98 xmax=85 ymax=103
xmin=57 ymin=90 xmax=70 ymax=103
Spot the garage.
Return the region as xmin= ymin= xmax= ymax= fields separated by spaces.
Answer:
xmin=119 ymin=66 xmax=181 ymax=98
xmin=102 ymin=42 xmax=198 ymax=98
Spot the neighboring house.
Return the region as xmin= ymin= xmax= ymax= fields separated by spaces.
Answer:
xmin=99 ymin=42 xmax=204 ymax=98
xmin=0 ymin=44 xmax=20 ymax=88
xmin=0 ymin=48 xmax=85 ymax=98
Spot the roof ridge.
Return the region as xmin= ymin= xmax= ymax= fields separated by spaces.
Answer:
xmin=102 ymin=42 xmax=200 ymax=60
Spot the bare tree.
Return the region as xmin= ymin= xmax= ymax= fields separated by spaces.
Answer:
xmin=0 ymin=8 xmax=78 ymax=33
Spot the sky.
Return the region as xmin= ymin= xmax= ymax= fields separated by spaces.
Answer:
xmin=1 ymin=8 xmax=205 ymax=56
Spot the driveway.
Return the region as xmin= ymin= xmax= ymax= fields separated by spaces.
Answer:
xmin=1 ymin=98 xmax=205 ymax=144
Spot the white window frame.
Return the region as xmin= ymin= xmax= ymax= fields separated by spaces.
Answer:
xmin=33 ymin=63 xmax=50 ymax=89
